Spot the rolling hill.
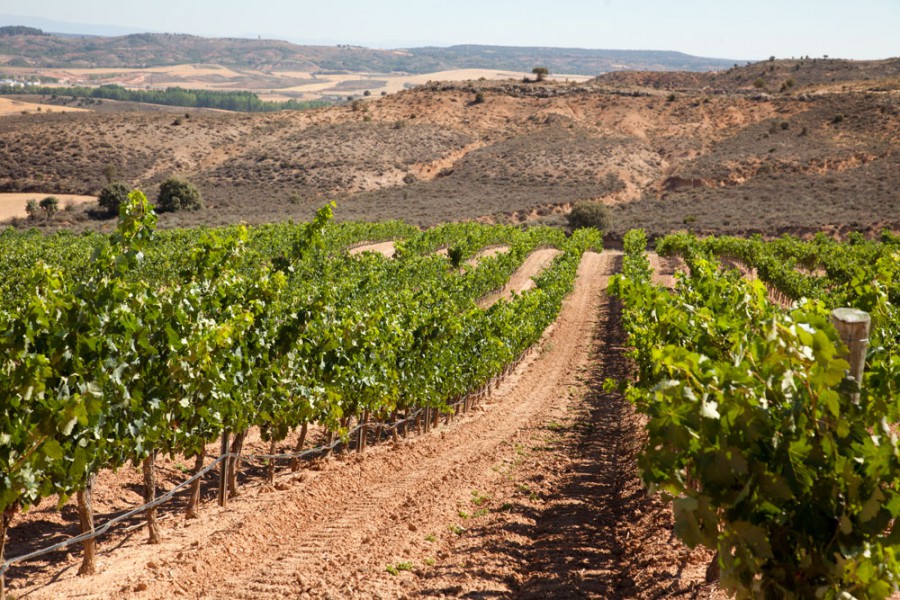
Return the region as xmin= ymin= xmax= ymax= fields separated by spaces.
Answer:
xmin=0 ymin=30 xmax=738 ymax=74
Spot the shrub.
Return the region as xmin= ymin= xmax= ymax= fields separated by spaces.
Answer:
xmin=98 ymin=181 xmax=130 ymax=216
xmin=473 ymin=91 xmax=485 ymax=104
xmin=753 ymin=77 xmax=766 ymax=89
xmin=157 ymin=177 xmax=203 ymax=212
xmin=532 ymin=66 xmax=549 ymax=82
xmin=833 ymin=114 xmax=845 ymax=124
xmin=567 ymin=202 xmax=610 ymax=232
xmin=25 ymin=198 xmax=38 ymax=220
xmin=39 ymin=196 xmax=59 ymax=217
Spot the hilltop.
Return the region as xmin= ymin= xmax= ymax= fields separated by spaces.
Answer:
xmin=593 ymin=57 xmax=900 ymax=92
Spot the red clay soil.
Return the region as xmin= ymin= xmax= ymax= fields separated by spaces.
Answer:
xmin=12 ymin=249 xmax=722 ymax=600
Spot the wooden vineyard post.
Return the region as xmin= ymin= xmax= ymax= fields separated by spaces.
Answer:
xmin=357 ymin=410 xmax=369 ymax=453
xmin=219 ymin=431 xmax=230 ymax=508
xmin=185 ymin=451 xmax=205 ymax=519
xmin=831 ymin=308 xmax=871 ymax=401
xmin=290 ymin=422 xmax=308 ymax=472
xmin=76 ymin=474 xmax=97 ymax=575
xmin=228 ymin=431 xmax=245 ymax=498
xmin=142 ymin=451 xmax=161 ymax=544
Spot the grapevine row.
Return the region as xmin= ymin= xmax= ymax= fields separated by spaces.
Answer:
xmin=610 ymin=230 xmax=900 ymax=598
xmin=0 ymin=192 xmax=599 ymax=581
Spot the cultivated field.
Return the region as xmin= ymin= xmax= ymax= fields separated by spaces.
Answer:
xmin=2 ymin=51 xmax=899 ymax=600
xmin=1 ymin=64 xmax=591 ymax=102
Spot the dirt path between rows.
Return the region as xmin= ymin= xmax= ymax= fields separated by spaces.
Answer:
xmin=19 ymin=249 xmax=718 ymax=600
xmin=466 ymin=244 xmax=509 ymax=266
xmin=348 ymin=241 xmax=396 ymax=258
xmin=478 ymin=248 xmax=562 ymax=308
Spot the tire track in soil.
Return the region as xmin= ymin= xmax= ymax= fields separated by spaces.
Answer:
xmin=512 ymin=252 xmax=715 ymax=599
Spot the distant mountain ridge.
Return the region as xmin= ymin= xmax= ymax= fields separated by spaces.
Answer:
xmin=0 ymin=14 xmax=148 ymax=37
xmin=0 ymin=30 xmax=739 ymax=74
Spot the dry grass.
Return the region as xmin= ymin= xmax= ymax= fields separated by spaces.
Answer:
xmin=0 ymin=97 xmax=87 ymax=116
xmin=0 ymin=192 xmax=95 ymax=220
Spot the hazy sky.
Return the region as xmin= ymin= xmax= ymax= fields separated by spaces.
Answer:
xmin=4 ymin=0 xmax=899 ymax=60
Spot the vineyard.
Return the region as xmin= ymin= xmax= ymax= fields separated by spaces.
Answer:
xmin=2 ymin=194 xmax=900 ymax=598
xmin=0 ymin=193 xmax=601 ymax=596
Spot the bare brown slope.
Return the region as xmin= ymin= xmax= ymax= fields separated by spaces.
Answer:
xmin=1 ymin=77 xmax=897 ymax=236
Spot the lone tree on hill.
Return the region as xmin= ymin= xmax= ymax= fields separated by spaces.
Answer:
xmin=157 ymin=177 xmax=203 ymax=212
xmin=532 ymin=66 xmax=549 ymax=82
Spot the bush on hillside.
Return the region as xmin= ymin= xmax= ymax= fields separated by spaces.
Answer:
xmin=567 ymin=202 xmax=610 ymax=232
xmin=157 ymin=177 xmax=203 ymax=212
xmin=98 ymin=182 xmax=130 ymax=217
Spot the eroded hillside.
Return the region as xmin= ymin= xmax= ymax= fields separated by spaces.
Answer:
xmin=1 ymin=59 xmax=897 ymax=236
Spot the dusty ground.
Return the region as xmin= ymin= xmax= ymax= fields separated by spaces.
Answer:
xmin=466 ymin=245 xmax=509 ymax=266
xmin=647 ymin=252 xmax=688 ymax=289
xmin=9 ymin=250 xmax=721 ymax=600
xmin=0 ymin=192 xmax=96 ymax=220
